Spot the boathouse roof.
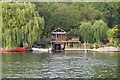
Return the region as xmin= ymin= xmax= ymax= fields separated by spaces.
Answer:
xmin=51 ymin=27 xmax=67 ymax=34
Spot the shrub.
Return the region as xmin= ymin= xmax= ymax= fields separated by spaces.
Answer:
xmin=95 ymin=44 xmax=100 ymax=49
xmin=87 ymin=43 xmax=94 ymax=49
xmin=117 ymin=44 xmax=120 ymax=48
xmin=87 ymin=43 xmax=100 ymax=49
xmin=105 ymin=43 xmax=116 ymax=47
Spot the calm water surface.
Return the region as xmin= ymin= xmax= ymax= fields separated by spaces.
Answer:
xmin=2 ymin=51 xmax=118 ymax=78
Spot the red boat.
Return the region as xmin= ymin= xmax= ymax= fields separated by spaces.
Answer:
xmin=0 ymin=47 xmax=26 ymax=53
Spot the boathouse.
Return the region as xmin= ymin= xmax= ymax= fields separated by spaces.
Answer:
xmin=51 ymin=28 xmax=81 ymax=51
xmin=51 ymin=27 xmax=67 ymax=43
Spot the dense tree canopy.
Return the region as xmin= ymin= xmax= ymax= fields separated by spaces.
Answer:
xmin=34 ymin=2 xmax=118 ymax=39
xmin=1 ymin=2 xmax=119 ymax=48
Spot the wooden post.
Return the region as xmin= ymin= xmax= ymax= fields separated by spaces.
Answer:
xmin=51 ymin=42 xmax=52 ymax=50
xmin=66 ymin=42 xmax=67 ymax=48
xmin=61 ymin=34 xmax=62 ymax=40
xmin=56 ymin=34 xmax=57 ymax=40
xmin=83 ymin=42 xmax=87 ymax=53
xmin=79 ymin=42 xmax=80 ymax=48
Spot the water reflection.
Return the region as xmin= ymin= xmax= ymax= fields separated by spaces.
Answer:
xmin=2 ymin=51 xmax=118 ymax=78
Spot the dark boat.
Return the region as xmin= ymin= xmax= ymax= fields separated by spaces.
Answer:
xmin=0 ymin=47 xmax=26 ymax=53
xmin=52 ymin=43 xmax=65 ymax=52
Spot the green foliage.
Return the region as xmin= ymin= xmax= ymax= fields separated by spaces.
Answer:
xmin=107 ymin=27 xmax=118 ymax=38
xmin=107 ymin=26 xmax=119 ymax=46
xmin=118 ymin=44 xmax=120 ymax=48
xmin=67 ymin=28 xmax=80 ymax=39
xmin=2 ymin=2 xmax=44 ymax=49
xmin=87 ymin=43 xmax=99 ymax=49
xmin=51 ymin=3 xmax=81 ymax=30
xmin=87 ymin=43 xmax=94 ymax=49
xmin=1 ymin=2 xmax=118 ymax=48
xmin=33 ymin=2 xmax=118 ymax=42
xmin=34 ymin=2 xmax=105 ymax=37
xmin=79 ymin=22 xmax=93 ymax=43
xmin=34 ymin=2 xmax=116 ymax=43
xmin=92 ymin=20 xmax=108 ymax=42
xmin=80 ymin=6 xmax=104 ymax=23
xmin=105 ymin=42 xmax=116 ymax=47
xmin=93 ymin=2 xmax=119 ymax=28
xmin=79 ymin=20 xmax=108 ymax=43
xmin=95 ymin=44 xmax=100 ymax=49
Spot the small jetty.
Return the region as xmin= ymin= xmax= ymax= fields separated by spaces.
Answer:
xmin=93 ymin=47 xmax=120 ymax=52
xmin=65 ymin=48 xmax=92 ymax=51
xmin=65 ymin=47 xmax=120 ymax=52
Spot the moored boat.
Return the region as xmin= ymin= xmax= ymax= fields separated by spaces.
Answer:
xmin=0 ymin=47 xmax=26 ymax=53
xmin=32 ymin=48 xmax=50 ymax=53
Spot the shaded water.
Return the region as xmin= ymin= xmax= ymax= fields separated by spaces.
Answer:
xmin=2 ymin=51 xmax=118 ymax=78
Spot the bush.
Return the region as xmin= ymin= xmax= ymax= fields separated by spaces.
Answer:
xmin=105 ymin=43 xmax=116 ymax=47
xmin=87 ymin=43 xmax=94 ymax=49
xmin=117 ymin=44 xmax=120 ymax=48
xmin=95 ymin=44 xmax=100 ymax=49
xmin=87 ymin=43 xmax=100 ymax=49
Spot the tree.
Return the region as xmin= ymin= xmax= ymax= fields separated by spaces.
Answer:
xmin=80 ymin=6 xmax=104 ymax=23
xmin=92 ymin=20 xmax=108 ymax=42
xmin=79 ymin=22 xmax=93 ymax=43
xmin=93 ymin=2 xmax=119 ymax=28
xmin=67 ymin=28 xmax=81 ymax=39
xmin=79 ymin=20 xmax=108 ymax=43
xmin=2 ymin=2 xmax=44 ymax=48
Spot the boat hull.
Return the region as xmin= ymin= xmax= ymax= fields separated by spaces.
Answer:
xmin=0 ymin=48 xmax=26 ymax=53
xmin=32 ymin=48 xmax=49 ymax=53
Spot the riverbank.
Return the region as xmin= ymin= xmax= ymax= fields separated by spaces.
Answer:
xmin=65 ymin=48 xmax=93 ymax=51
xmin=65 ymin=47 xmax=120 ymax=52
xmin=93 ymin=47 xmax=120 ymax=52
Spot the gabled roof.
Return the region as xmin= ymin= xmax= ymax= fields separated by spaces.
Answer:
xmin=51 ymin=27 xmax=67 ymax=34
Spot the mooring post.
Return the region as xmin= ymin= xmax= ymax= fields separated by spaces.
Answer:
xmin=51 ymin=42 xmax=52 ymax=50
xmin=83 ymin=42 xmax=87 ymax=53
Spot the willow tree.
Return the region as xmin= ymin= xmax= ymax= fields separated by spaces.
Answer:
xmin=92 ymin=20 xmax=108 ymax=42
xmin=79 ymin=22 xmax=93 ymax=43
xmin=2 ymin=2 xmax=44 ymax=49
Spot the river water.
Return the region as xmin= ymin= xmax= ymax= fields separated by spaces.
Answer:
xmin=2 ymin=51 xmax=118 ymax=78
